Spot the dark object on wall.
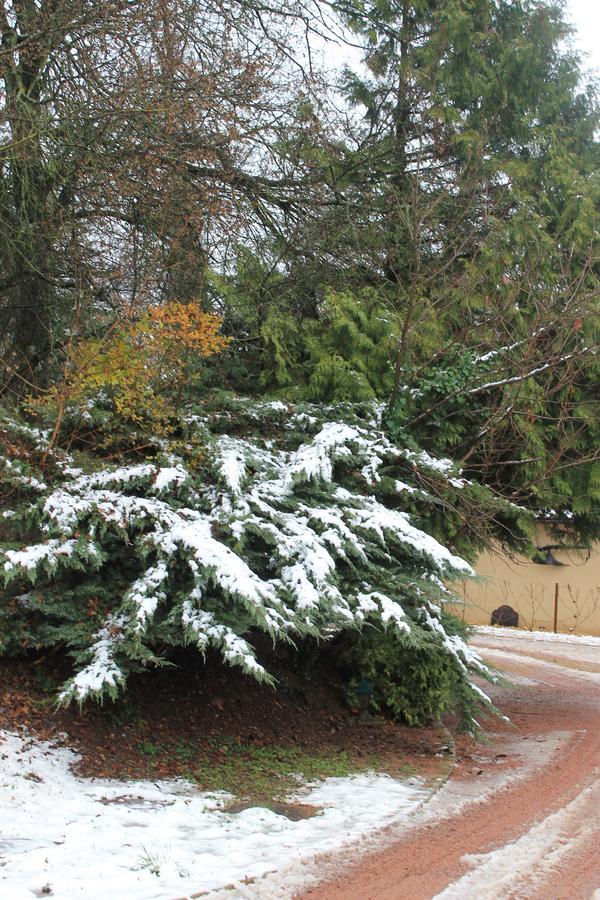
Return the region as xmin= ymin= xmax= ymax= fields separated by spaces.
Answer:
xmin=531 ymin=546 xmax=566 ymax=566
xmin=491 ymin=605 xmax=519 ymax=627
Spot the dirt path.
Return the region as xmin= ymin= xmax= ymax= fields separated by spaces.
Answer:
xmin=300 ymin=633 xmax=600 ymax=900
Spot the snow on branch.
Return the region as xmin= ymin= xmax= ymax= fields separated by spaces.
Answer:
xmin=58 ymin=616 xmax=128 ymax=704
xmin=1 ymin=400 xmax=486 ymax=703
xmin=468 ymin=347 xmax=596 ymax=395
xmin=181 ymin=602 xmax=270 ymax=681
xmin=3 ymin=539 xmax=99 ymax=582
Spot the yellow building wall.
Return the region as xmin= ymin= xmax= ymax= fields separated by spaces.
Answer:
xmin=447 ymin=530 xmax=600 ymax=636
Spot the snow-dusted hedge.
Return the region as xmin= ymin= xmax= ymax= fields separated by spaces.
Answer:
xmin=1 ymin=400 xmax=517 ymax=710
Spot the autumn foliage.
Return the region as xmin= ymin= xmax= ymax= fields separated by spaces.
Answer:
xmin=31 ymin=302 xmax=230 ymax=444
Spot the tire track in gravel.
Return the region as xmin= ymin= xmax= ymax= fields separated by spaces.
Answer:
xmin=300 ymin=636 xmax=600 ymax=900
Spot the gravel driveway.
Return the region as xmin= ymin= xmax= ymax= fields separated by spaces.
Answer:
xmin=300 ymin=628 xmax=600 ymax=900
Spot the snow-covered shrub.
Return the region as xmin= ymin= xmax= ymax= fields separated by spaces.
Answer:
xmin=0 ymin=399 xmax=527 ymax=718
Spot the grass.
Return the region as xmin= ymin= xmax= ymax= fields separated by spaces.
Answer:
xmin=113 ymin=734 xmax=380 ymax=800
xmin=398 ymin=762 xmax=420 ymax=777
xmin=184 ymin=736 xmax=366 ymax=800
xmin=137 ymin=741 xmax=163 ymax=757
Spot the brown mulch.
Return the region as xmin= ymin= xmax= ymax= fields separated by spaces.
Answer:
xmin=0 ymin=649 xmax=451 ymax=784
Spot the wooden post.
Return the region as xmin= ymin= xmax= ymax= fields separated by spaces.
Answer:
xmin=553 ymin=582 xmax=559 ymax=634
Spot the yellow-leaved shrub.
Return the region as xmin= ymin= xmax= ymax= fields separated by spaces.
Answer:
xmin=30 ymin=301 xmax=230 ymax=454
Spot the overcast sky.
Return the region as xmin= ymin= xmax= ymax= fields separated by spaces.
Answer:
xmin=565 ymin=0 xmax=599 ymax=73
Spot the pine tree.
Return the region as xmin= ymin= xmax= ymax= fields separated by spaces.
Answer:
xmin=0 ymin=399 xmax=530 ymax=721
xmin=245 ymin=0 xmax=599 ymax=536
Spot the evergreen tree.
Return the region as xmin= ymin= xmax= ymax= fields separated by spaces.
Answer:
xmin=239 ymin=0 xmax=599 ymax=537
xmin=0 ymin=399 xmax=531 ymax=721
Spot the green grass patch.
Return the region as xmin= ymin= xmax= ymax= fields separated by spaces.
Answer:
xmin=185 ymin=737 xmax=367 ymax=800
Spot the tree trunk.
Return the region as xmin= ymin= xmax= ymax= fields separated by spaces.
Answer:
xmin=1 ymin=7 xmax=58 ymax=392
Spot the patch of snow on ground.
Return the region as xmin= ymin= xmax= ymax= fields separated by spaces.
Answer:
xmin=471 ymin=627 xmax=600 ymax=676
xmin=474 ymin=626 xmax=600 ymax=646
xmin=0 ymin=730 xmax=428 ymax=900
xmin=473 ymin=646 xmax=600 ymax=684
xmin=434 ymin=778 xmax=600 ymax=899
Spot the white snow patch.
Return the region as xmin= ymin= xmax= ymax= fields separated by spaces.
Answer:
xmin=216 ymin=436 xmax=248 ymax=494
xmin=348 ymin=503 xmax=474 ymax=576
xmin=0 ymin=730 xmax=428 ymax=900
xmin=404 ymin=449 xmax=454 ymax=475
xmin=474 ymin=626 xmax=600 ymax=647
xmin=58 ymin=616 xmax=127 ymax=701
xmin=286 ymin=422 xmax=357 ymax=484
xmin=434 ymin=778 xmax=600 ymax=899
xmin=395 ymin=479 xmax=417 ymax=494
xmin=129 ymin=562 xmax=169 ymax=632
xmin=3 ymin=539 xmax=78 ymax=573
xmin=153 ymin=465 xmax=189 ymax=492
xmin=472 ymin=646 xmax=600 ymax=684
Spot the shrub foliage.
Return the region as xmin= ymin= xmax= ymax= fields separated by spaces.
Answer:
xmin=0 ymin=400 xmax=529 ymax=720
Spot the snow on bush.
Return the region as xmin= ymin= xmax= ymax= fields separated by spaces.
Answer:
xmin=1 ymin=400 xmax=494 ymax=707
